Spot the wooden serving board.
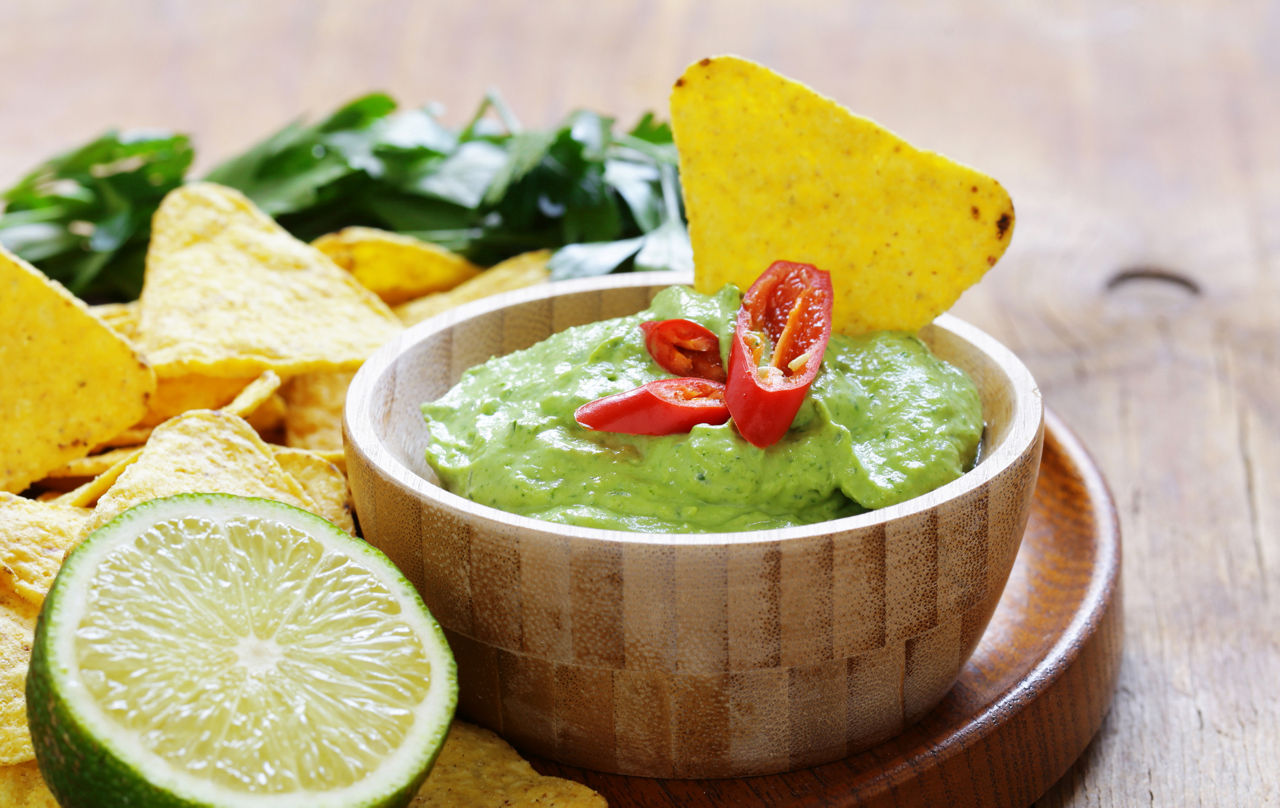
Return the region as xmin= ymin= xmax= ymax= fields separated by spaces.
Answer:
xmin=531 ymin=409 xmax=1122 ymax=807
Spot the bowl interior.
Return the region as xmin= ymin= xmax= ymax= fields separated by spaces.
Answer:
xmin=351 ymin=271 xmax=1038 ymax=533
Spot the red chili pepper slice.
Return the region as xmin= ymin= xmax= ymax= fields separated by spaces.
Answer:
xmin=639 ymin=318 xmax=726 ymax=382
xmin=725 ymin=260 xmax=833 ymax=447
xmin=575 ymin=378 xmax=729 ymax=436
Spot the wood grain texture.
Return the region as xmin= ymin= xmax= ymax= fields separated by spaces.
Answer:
xmin=2 ymin=1 xmax=1277 ymax=802
xmin=345 ymin=273 xmax=1043 ymax=778
xmin=533 ymin=410 xmax=1122 ymax=806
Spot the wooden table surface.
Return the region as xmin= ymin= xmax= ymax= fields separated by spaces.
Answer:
xmin=2 ymin=1 xmax=1276 ymax=805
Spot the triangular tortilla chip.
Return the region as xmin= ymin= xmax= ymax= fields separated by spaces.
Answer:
xmin=54 ymin=449 xmax=141 ymax=509
xmin=88 ymin=301 xmax=140 ymax=342
xmin=394 ymin=249 xmax=551 ymax=327
xmin=89 ymin=410 xmax=320 ymax=529
xmin=671 ymin=55 xmax=1015 ymax=334
xmin=271 ymin=447 xmax=354 ymax=534
xmin=223 ymin=370 xmax=283 ymax=418
xmin=409 ymin=722 xmax=606 ymax=808
xmin=137 ymin=183 xmax=402 ymax=378
xmin=0 ymin=245 xmax=155 ymax=493
xmin=313 ymin=227 xmax=481 ymax=305
xmin=0 ymin=494 xmax=92 ymax=606
xmin=282 ymin=370 xmax=355 ymax=453
xmin=134 ymin=372 xmax=261 ymax=429
xmin=40 ymin=446 xmax=141 ymax=482
xmin=0 ymin=760 xmax=57 ymax=807
xmin=0 ymin=591 xmax=38 ymax=765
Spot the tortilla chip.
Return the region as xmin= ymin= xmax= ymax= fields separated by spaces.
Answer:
xmin=306 ymin=448 xmax=346 ymax=474
xmin=0 ymin=494 xmax=92 ymax=606
xmin=89 ymin=301 xmax=140 ymax=342
xmin=0 ymin=245 xmax=156 ymax=493
xmin=670 ymin=55 xmax=1015 ymax=334
xmin=0 ymin=761 xmax=57 ymax=807
xmin=137 ymin=183 xmax=402 ymax=378
xmin=0 ymin=592 xmax=38 ymax=765
xmin=223 ymin=370 xmax=283 ymax=418
xmin=410 ymin=722 xmax=605 ymax=808
xmin=41 ymin=446 xmax=147 ymax=481
xmin=395 ymin=250 xmax=552 ymax=327
xmin=244 ymin=392 xmax=288 ymax=438
xmin=282 ymin=371 xmax=354 ymax=453
xmin=93 ymin=425 xmax=154 ymax=451
xmin=271 ymin=448 xmax=354 ymax=534
xmin=314 ymin=227 xmax=482 ymax=305
xmin=90 ymin=410 xmax=319 ymax=530
xmin=136 ymin=373 xmax=261 ymax=429
xmin=54 ymin=449 xmax=142 ymax=509
xmin=93 ymin=371 xmax=282 ymax=452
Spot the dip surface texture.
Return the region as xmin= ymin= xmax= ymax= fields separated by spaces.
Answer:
xmin=420 ymin=286 xmax=982 ymax=533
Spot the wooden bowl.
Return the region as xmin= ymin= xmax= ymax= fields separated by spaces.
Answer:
xmin=344 ymin=271 xmax=1044 ymax=779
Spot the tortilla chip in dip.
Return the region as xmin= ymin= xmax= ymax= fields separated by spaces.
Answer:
xmin=0 ymin=245 xmax=155 ymax=493
xmin=136 ymin=183 xmax=401 ymax=379
xmin=671 ymin=55 xmax=1015 ymax=334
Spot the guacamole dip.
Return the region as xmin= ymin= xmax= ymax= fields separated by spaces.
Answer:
xmin=420 ymin=285 xmax=982 ymax=533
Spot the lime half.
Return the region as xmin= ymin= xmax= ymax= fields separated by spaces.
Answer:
xmin=27 ymin=494 xmax=457 ymax=808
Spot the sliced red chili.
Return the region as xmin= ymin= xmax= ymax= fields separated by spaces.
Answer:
xmin=725 ymin=260 xmax=833 ymax=448
xmin=640 ymin=318 xmax=726 ymax=382
xmin=575 ymin=378 xmax=729 ymax=436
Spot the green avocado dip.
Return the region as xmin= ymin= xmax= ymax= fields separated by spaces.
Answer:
xmin=420 ymin=285 xmax=983 ymax=533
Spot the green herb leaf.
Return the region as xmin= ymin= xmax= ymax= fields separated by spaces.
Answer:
xmin=548 ymin=236 xmax=645 ymax=280
xmin=0 ymin=130 xmax=193 ymax=299
xmin=0 ymin=92 xmax=688 ymax=302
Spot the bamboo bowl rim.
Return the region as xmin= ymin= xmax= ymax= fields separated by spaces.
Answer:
xmin=345 ymin=271 xmax=1043 ymax=546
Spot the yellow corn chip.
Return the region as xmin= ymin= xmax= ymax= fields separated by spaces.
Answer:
xmin=0 ymin=761 xmax=57 ymax=807
xmin=42 ymin=445 xmax=146 ymax=481
xmin=395 ymin=250 xmax=552 ymax=327
xmin=0 ymin=592 xmax=38 ymax=765
xmin=54 ymin=448 xmax=142 ymax=509
xmin=244 ymin=392 xmax=288 ymax=438
xmin=670 ymin=55 xmax=1015 ymax=334
xmin=281 ymin=370 xmax=354 ymax=453
xmin=0 ymin=245 xmax=156 ymax=493
xmin=135 ymin=373 xmax=260 ymax=429
xmin=93 ymin=371 xmax=282 ymax=451
xmin=410 ymin=722 xmax=606 ymax=808
xmin=137 ymin=183 xmax=402 ymax=378
xmin=89 ymin=410 xmax=319 ymax=530
xmin=271 ymin=447 xmax=354 ymax=534
xmin=0 ymin=494 xmax=92 ymax=606
xmin=307 ymin=448 xmax=346 ymax=474
xmin=223 ymin=370 xmax=283 ymax=418
xmin=314 ymin=227 xmax=482 ymax=305
xmin=93 ymin=425 xmax=154 ymax=451
xmin=89 ymin=301 xmax=140 ymax=342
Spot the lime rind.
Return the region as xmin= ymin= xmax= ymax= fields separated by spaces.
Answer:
xmin=28 ymin=493 xmax=457 ymax=808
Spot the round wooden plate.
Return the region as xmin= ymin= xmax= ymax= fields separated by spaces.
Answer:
xmin=531 ymin=409 xmax=1122 ymax=807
